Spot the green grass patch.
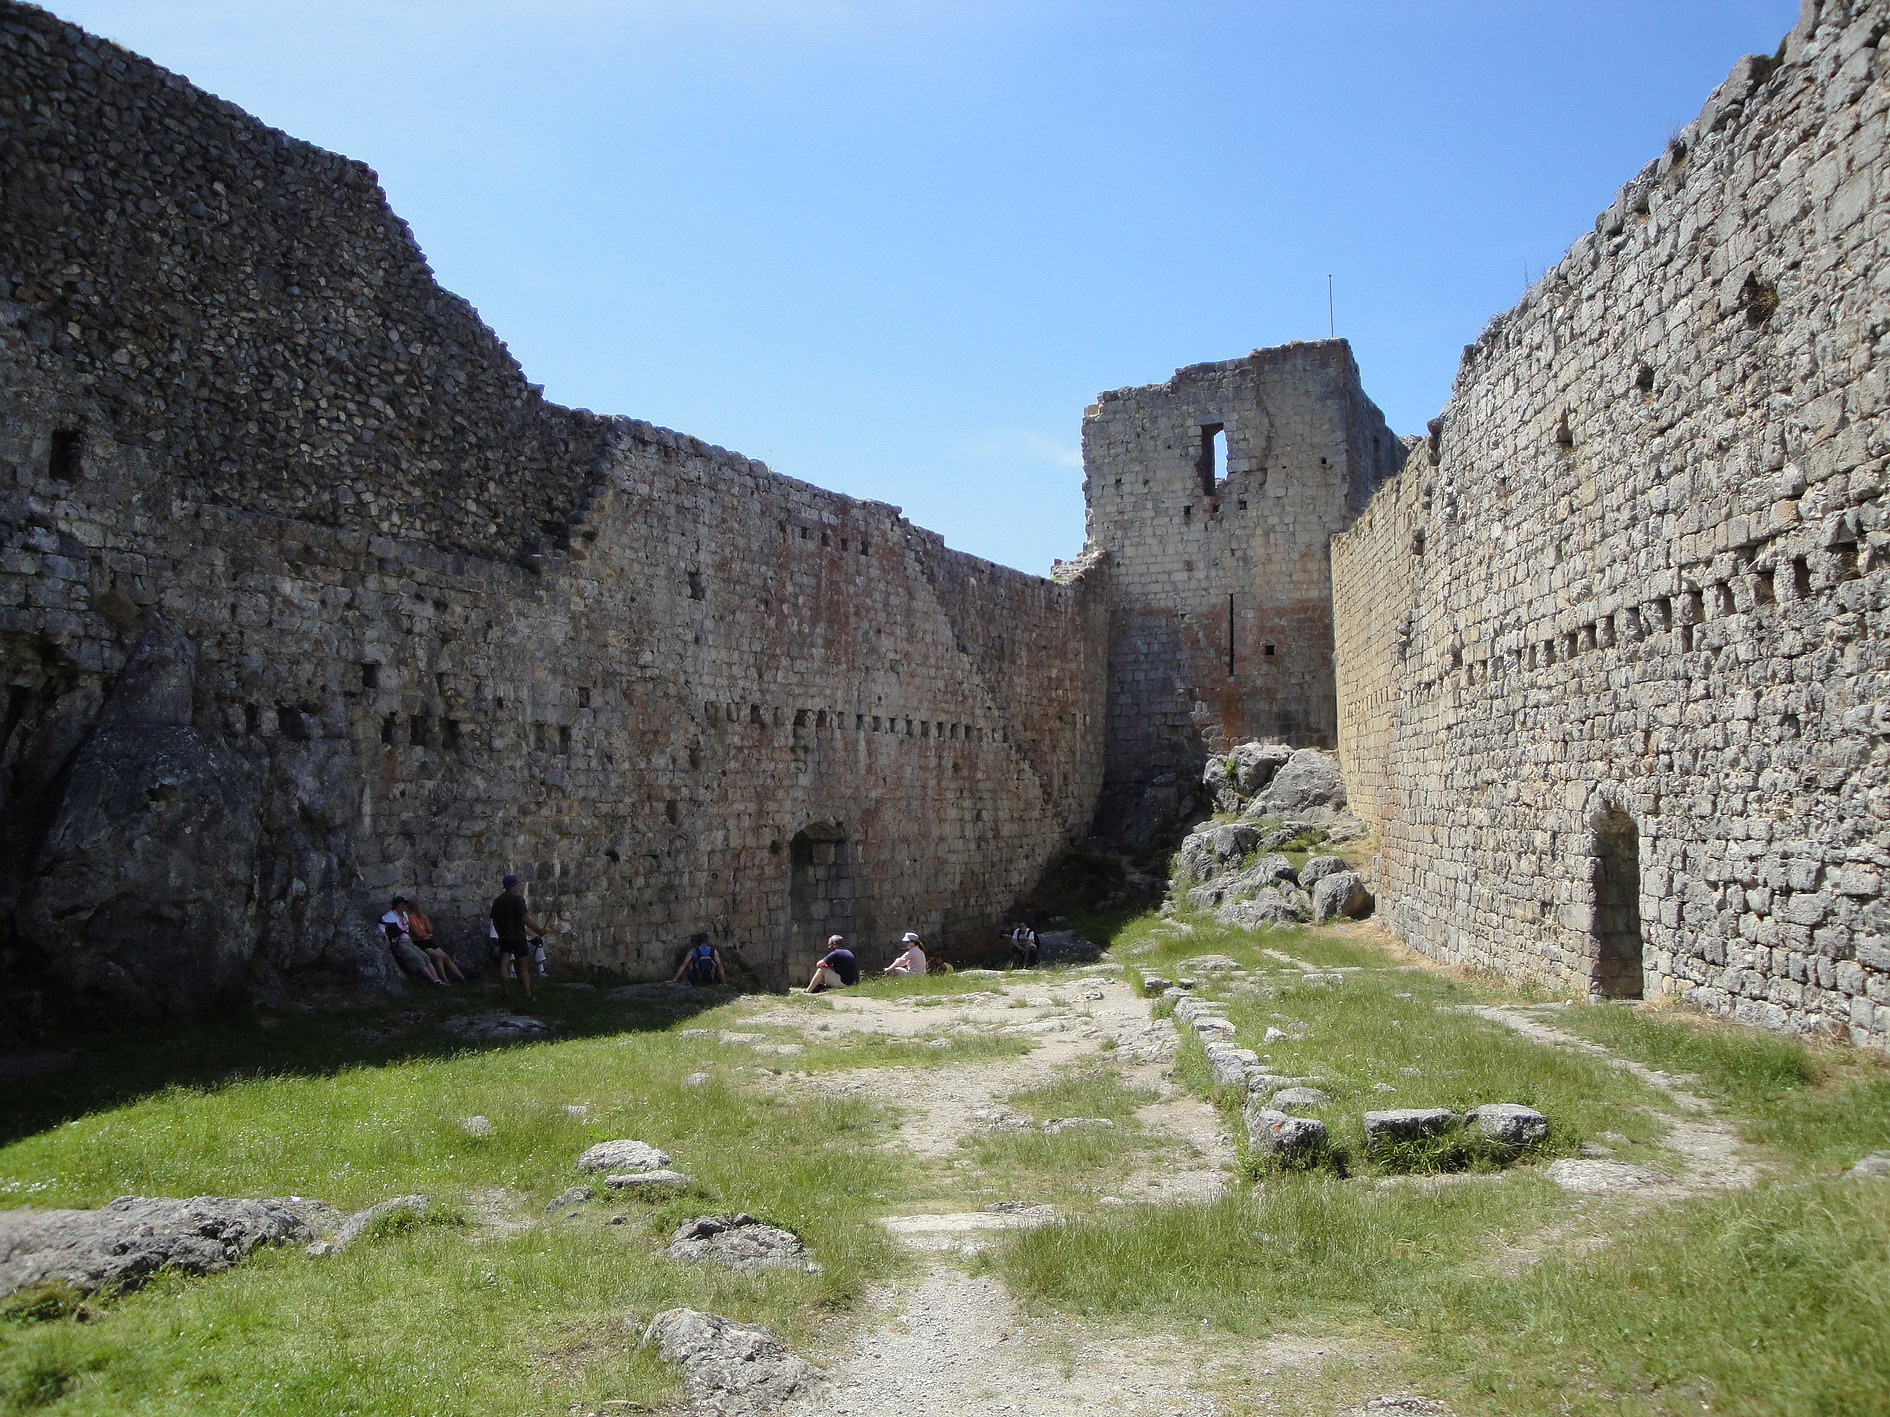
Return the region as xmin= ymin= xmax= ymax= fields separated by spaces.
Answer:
xmin=1552 ymin=1006 xmax=1890 ymax=1174
xmin=0 ymin=996 xmax=913 ymax=1415
xmin=1413 ymin=1175 xmax=1890 ymax=1416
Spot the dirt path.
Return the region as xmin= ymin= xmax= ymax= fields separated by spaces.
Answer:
xmin=722 ymin=974 xmax=1767 ymax=1417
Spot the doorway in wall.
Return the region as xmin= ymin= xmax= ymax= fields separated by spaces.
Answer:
xmin=1591 ymin=806 xmax=1644 ymax=999
xmin=790 ymin=822 xmax=853 ymax=983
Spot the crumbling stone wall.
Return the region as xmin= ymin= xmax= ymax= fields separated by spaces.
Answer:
xmin=0 ymin=0 xmax=1108 ymax=1024
xmin=1082 ymin=342 xmax=1402 ymax=829
xmin=1333 ymin=0 xmax=1890 ymax=1048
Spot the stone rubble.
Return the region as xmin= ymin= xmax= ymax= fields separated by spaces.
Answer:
xmin=0 ymin=1196 xmax=321 ymax=1297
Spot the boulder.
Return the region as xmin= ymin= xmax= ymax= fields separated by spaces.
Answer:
xmin=1215 ymin=887 xmax=1311 ymax=929
xmin=1270 ymin=1087 xmax=1332 ymax=1110
xmin=1203 ymin=742 xmax=1297 ymax=811
xmin=1297 ymin=855 xmax=1348 ymax=889
xmin=667 ymin=1214 xmax=820 ymax=1274
xmin=1204 ymin=1045 xmax=1259 ymax=1088
xmin=1312 ymin=871 xmax=1370 ymax=923
xmin=440 ymin=1011 xmax=551 ymax=1041
xmin=1035 ymin=930 xmax=1102 ymax=964
xmin=1239 ymin=748 xmax=1349 ymax=824
xmin=641 ymin=1308 xmax=815 ymax=1416
xmin=1190 ymin=1017 xmax=1236 ymax=1041
xmin=1362 ymin=1109 xmax=1460 ymax=1152
xmin=576 ymin=1140 xmax=671 ymax=1173
xmin=308 ymin=1194 xmax=430 ymax=1256
xmin=1464 ymin=1104 xmax=1549 ymax=1145
xmin=1246 ymin=1074 xmax=1324 ymax=1102
xmin=1174 ymin=823 xmax=1261 ymax=884
xmin=545 ymin=1186 xmax=594 ymax=1215
xmin=1180 ymin=954 xmax=1243 ymax=972
xmin=0 ymin=1195 xmax=318 ymax=1297
xmin=1243 ymin=1104 xmax=1329 ymax=1157
xmin=606 ymin=1170 xmax=693 ymax=1191
xmin=1186 ymin=854 xmax=1298 ymax=909
xmin=1851 ymin=1151 xmax=1890 ymax=1179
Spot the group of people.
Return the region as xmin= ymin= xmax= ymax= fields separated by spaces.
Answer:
xmin=804 ymin=932 xmax=928 ymax=991
xmin=381 ymin=872 xmax=941 ymax=999
xmin=378 ymin=873 xmax=557 ymax=999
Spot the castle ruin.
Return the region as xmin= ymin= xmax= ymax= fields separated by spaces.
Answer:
xmin=3 ymin=0 xmax=1886 ymax=1051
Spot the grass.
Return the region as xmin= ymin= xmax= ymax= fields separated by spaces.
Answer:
xmin=960 ymin=1070 xmax=1162 ymax=1204
xmin=0 ymin=994 xmax=908 ymax=1415
xmin=1551 ymin=1003 xmax=1890 ymax=1175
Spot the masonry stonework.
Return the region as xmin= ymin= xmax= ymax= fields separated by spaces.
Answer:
xmin=0 ymin=0 xmax=1108 ymax=1023
xmin=1333 ymin=0 xmax=1890 ymax=1048
xmin=1082 ymin=344 xmax=1401 ymax=826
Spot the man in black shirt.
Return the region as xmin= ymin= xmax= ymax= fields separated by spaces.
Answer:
xmin=805 ymin=935 xmax=859 ymax=992
xmin=490 ymin=874 xmax=551 ymax=1000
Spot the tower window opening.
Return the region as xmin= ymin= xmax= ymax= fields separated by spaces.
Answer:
xmin=1195 ymin=423 xmax=1226 ymax=496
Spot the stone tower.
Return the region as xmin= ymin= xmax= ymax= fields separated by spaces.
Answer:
xmin=1082 ymin=339 xmax=1403 ymax=828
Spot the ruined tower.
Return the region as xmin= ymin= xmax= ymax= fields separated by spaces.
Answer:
xmin=1082 ymin=340 xmax=1403 ymax=827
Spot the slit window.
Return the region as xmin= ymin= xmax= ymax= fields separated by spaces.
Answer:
xmin=1195 ymin=423 xmax=1226 ymax=496
xmin=48 ymin=427 xmax=82 ymax=480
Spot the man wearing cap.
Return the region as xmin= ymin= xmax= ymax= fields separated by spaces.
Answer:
xmin=805 ymin=935 xmax=859 ymax=992
xmin=490 ymin=874 xmax=552 ymax=1000
xmin=883 ymin=933 xmax=928 ymax=977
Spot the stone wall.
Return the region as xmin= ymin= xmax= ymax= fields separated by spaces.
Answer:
xmin=1082 ymin=342 xmax=1402 ymax=828
xmin=1332 ymin=0 xmax=1890 ymax=1048
xmin=0 ymin=0 xmax=1108 ymax=1024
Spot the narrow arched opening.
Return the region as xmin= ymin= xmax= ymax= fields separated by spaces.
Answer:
xmin=1591 ymin=806 xmax=1644 ymax=999
xmin=788 ymin=821 xmax=853 ymax=985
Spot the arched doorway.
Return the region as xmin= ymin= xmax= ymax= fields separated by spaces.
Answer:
xmin=1591 ymin=806 xmax=1644 ymax=999
xmin=788 ymin=822 xmax=854 ymax=986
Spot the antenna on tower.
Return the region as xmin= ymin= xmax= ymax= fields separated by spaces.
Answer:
xmin=1327 ymin=275 xmax=1334 ymax=339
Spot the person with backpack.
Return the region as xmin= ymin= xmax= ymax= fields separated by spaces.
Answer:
xmin=671 ymin=932 xmax=726 ymax=987
xmin=1009 ymin=921 xmax=1038 ymax=971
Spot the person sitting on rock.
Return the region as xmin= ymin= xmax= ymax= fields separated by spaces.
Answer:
xmin=672 ymin=932 xmax=726 ymax=987
xmin=382 ymin=896 xmax=446 ymax=986
xmin=404 ymin=897 xmax=465 ymax=983
xmin=883 ymin=933 xmax=928 ymax=977
xmin=805 ymin=935 xmax=859 ymax=992
xmin=1009 ymin=921 xmax=1038 ymax=971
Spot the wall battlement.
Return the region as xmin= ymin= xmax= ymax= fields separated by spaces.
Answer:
xmin=1333 ymin=0 xmax=1890 ymax=1048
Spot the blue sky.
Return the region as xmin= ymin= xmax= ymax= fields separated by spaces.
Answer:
xmin=50 ymin=0 xmax=1799 ymax=573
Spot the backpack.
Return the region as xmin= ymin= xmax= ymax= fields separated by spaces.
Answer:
xmin=686 ymin=942 xmax=718 ymax=985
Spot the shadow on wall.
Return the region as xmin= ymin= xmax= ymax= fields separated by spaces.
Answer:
xmin=1591 ymin=805 xmax=1645 ymax=1001
xmin=782 ymin=822 xmax=866 ymax=990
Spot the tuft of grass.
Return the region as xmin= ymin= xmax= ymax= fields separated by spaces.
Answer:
xmin=1552 ymin=1005 xmax=1890 ymax=1175
xmin=0 ymin=1282 xmax=86 ymax=1326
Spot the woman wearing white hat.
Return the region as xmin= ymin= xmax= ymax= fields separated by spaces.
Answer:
xmin=884 ymin=933 xmax=928 ymax=977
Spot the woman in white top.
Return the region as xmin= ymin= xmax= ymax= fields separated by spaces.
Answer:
xmin=884 ymin=933 xmax=928 ymax=977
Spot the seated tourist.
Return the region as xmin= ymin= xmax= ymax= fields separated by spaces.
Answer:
xmin=805 ymin=935 xmax=859 ymax=992
xmin=884 ymin=933 xmax=928 ymax=977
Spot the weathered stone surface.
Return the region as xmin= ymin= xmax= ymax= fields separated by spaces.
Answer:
xmin=1362 ymin=1109 xmax=1459 ymax=1151
xmin=440 ymin=1011 xmax=551 ymax=1041
xmin=641 ymin=1308 xmax=815 ymax=1416
xmin=1204 ymin=1044 xmax=1259 ymax=1087
xmin=1215 ymin=888 xmax=1311 ymax=929
xmin=576 ymin=1140 xmax=671 ymax=1174
xmin=1331 ymin=10 xmax=1890 ymax=1050
xmin=1297 ymin=855 xmax=1348 ymax=889
xmin=307 ymin=1194 xmax=431 ymax=1257
xmin=1187 ymin=854 xmax=1300 ymax=910
xmin=1180 ymin=953 xmax=1244 ymax=972
xmin=667 ymin=1214 xmax=819 ymax=1274
xmin=1175 ymin=823 xmax=1262 ymax=884
xmin=1312 ymin=871 xmax=1370 ymax=923
xmin=1240 ymin=749 xmax=1349 ymax=823
xmin=606 ymin=1170 xmax=693 ymax=1191
xmin=1464 ymin=1104 xmax=1549 ymax=1145
xmin=1040 ymin=1117 xmax=1116 ymax=1135
xmin=0 ymin=1195 xmax=317 ymax=1297
xmin=1035 ymin=931 xmax=1103 ymax=964
xmin=1270 ymin=1087 xmax=1332 ymax=1110
xmin=1849 ymin=1152 xmax=1890 ymax=1179
xmin=1189 ymin=1017 xmax=1235 ymax=1041
xmin=545 ymin=1186 xmax=595 ymax=1214
xmin=1543 ymin=1160 xmax=1670 ymax=1193
xmin=1243 ymin=1104 xmax=1329 ymax=1156
xmin=459 ymin=1115 xmax=495 ymax=1138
